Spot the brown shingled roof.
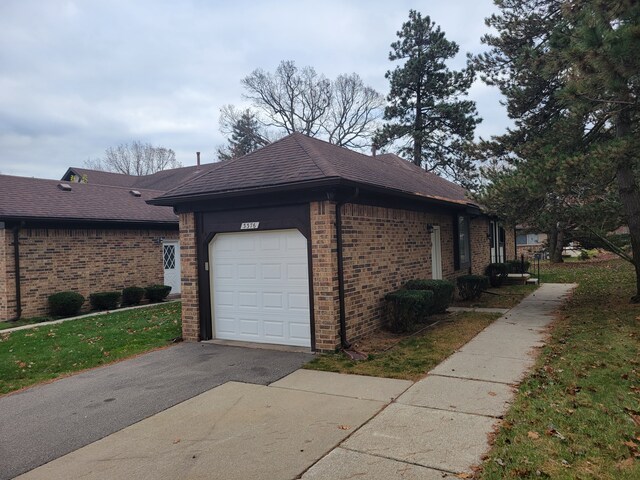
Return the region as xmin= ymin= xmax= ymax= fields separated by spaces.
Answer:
xmin=0 ymin=175 xmax=177 ymax=225
xmin=150 ymin=133 xmax=474 ymax=207
xmin=63 ymin=163 xmax=220 ymax=192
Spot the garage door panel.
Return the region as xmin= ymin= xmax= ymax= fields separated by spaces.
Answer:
xmin=262 ymin=292 xmax=283 ymax=309
xmin=211 ymin=229 xmax=311 ymax=348
xmin=237 ymin=264 xmax=257 ymax=279
xmin=216 ymin=317 xmax=237 ymax=335
xmin=262 ymin=264 xmax=282 ymax=279
xmin=288 ymin=293 xmax=309 ymax=310
xmin=237 ymin=292 xmax=258 ymax=308
xmin=239 ymin=319 xmax=260 ymax=336
xmin=214 ymin=264 xmax=234 ymax=279
xmin=287 ymin=263 xmax=308 ymax=280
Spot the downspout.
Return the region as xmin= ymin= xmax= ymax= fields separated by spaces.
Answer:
xmin=12 ymin=225 xmax=22 ymax=321
xmin=513 ymin=227 xmax=517 ymax=261
xmin=336 ymin=187 xmax=359 ymax=350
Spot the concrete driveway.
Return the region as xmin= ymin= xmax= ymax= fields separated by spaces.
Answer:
xmin=0 ymin=342 xmax=312 ymax=480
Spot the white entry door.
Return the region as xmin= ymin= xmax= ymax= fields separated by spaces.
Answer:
xmin=210 ymin=229 xmax=311 ymax=347
xmin=163 ymin=241 xmax=181 ymax=294
xmin=431 ymin=226 xmax=443 ymax=280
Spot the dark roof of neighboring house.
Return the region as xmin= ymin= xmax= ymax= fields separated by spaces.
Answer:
xmin=149 ymin=133 xmax=474 ymax=207
xmin=0 ymin=175 xmax=177 ymax=225
xmin=62 ymin=162 xmax=219 ymax=192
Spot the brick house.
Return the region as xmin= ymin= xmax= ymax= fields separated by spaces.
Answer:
xmin=0 ymin=176 xmax=181 ymax=321
xmin=149 ymin=133 xmax=515 ymax=352
xmin=0 ymin=159 xmax=226 ymax=322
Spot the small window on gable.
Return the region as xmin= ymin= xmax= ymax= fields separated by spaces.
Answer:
xmin=458 ymin=215 xmax=470 ymax=268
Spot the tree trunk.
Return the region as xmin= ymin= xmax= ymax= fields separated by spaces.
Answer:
xmin=614 ymin=109 xmax=640 ymax=301
xmin=548 ymin=227 xmax=557 ymax=260
xmin=413 ymin=82 xmax=422 ymax=166
xmin=551 ymin=228 xmax=565 ymax=263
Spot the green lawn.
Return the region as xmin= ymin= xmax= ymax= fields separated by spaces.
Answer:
xmin=305 ymin=311 xmax=500 ymax=381
xmin=0 ymin=317 xmax=49 ymax=331
xmin=480 ymin=259 xmax=640 ymax=479
xmin=0 ymin=302 xmax=181 ymax=395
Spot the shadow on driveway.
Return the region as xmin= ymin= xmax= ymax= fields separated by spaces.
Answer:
xmin=0 ymin=342 xmax=312 ymax=480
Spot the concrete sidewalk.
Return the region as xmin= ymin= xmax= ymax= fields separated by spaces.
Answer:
xmin=302 ymin=283 xmax=576 ymax=479
xmin=15 ymin=283 xmax=575 ymax=480
xmin=17 ymin=373 xmax=412 ymax=480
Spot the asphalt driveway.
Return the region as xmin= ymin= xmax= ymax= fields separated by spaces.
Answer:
xmin=0 ymin=342 xmax=312 ymax=480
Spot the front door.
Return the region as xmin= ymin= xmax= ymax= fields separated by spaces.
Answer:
xmin=431 ymin=226 xmax=443 ymax=280
xmin=163 ymin=241 xmax=181 ymax=294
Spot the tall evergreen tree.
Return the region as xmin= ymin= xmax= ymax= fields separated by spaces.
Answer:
xmin=375 ymin=10 xmax=481 ymax=188
xmin=216 ymin=107 xmax=269 ymax=161
xmin=476 ymin=0 xmax=640 ymax=297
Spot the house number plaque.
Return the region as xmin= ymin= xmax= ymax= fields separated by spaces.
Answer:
xmin=240 ymin=222 xmax=260 ymax=230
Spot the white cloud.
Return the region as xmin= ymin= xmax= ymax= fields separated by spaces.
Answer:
xmin=0 ymin=0 xmax=509 ymax=179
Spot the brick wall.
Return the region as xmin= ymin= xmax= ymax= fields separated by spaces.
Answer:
xmin=179 ymin=212 xmax=200 ymax=341
xmin=309 ymin=201 xmax=341 ymax=351
xmin=470 ymin=217 xmax=491 ymax=275
xmin=0 ymin=228 xmax=7 ymax=321
xmin=338 ymin=204 xmax=481 ymax=346
xmin=0 ymin=227 xmax=178 ymax=321
xmin=505 ymin=226 xmax=516 ymax=260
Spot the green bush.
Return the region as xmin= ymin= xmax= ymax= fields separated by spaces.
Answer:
xmin=506 ymin=259 xmax=531 ymax=274
xmin=48 ymin=291 xmax=85 ymax=318
xmin=456 ymin=275 xmax=489 ymax=300
xmin=403 ymin=279 xmax=454 ymax=313
xmin=384 ymin=289 xmax=435 ymax=333
xmin=579 ymin=250 xmax=589 ymax=260
xmin=485 ymin=263 xmax=508 ymax=287
xmin=89 ymin=291 xmax=121 ymax=311
xmin=122 ymin=286 xmax=145 ymax=306
xmin=145 ymin=285 xmax=172 ymax=303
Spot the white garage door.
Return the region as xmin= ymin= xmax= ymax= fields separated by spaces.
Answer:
xmin=210 ymin=229 xmax=311 ymax=347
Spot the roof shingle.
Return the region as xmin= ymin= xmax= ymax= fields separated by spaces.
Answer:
xmin=0 ymin=175 xmax=177 ymax=225
xmin=152 ymin=133 xmax=474 ymax=207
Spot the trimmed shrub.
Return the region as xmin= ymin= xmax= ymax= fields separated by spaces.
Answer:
xmin=403 ymin=279 xmax=455 ymax=313
xmin=48 ymin=291 xmax=85 ymax=318
xmin=579 ymin=250 xmax=589 ymax=260
xmin=384 ymin=289 xmax=435 ymax=333
xmin=485 ymin=263 xmax=508 ymax=288
xmin=145 ymin=285 xmax=172 ymax=303
xmin=456 ymin=275 xmax=489 ymax=300
xmin=122 ymin=286 xmax=145 ymax=306
xmin=89 ymin=291 xmax=121 ymax=311
xmin=506 ymin=259 xmax=530 ymax=274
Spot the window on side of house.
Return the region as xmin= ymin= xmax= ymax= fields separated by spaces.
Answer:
xmin=516 ymin=234 xmax=528 ymax=245
xmin=458 ymin=215 xmax=470 ymax=268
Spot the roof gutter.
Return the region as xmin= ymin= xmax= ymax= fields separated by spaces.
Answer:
xmin=336 ymin=187 xmax=359 ymax=350
xmin=11 ymin=224 xmax=22 ymax=321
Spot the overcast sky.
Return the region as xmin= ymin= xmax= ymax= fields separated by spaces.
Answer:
xmin=0 ymin=0 xmax=509 ymax=179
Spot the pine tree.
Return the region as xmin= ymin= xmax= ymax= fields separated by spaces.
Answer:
xmin=475 ymin=0 xmax=640 ymax=297
xmin=375 ymin=10 xmax=481 ymax=187
xmin=217 ymin=109 xmax=268 ymax=161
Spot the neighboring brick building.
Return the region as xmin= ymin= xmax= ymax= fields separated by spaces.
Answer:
xmin=150 ymin=133 xmax=516 ymax=352
xmin=0 ymin=176 xmax=182 ymax=321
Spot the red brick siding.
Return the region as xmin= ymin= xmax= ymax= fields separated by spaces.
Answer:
xmin=0 ymin=227 xmax=178 ymax=321
xmin=505 ymin=226 xmax=516 ymax=260
xmin=179 ymin=213 xmax=200 ymax=341
xmin=470 ymin=217 xmax=491 ymax=275
xmin=338 ymin=204 xmax=488 ymax=343
xmin=0 ymin=228 xmax=8 ymax=321
xmin=309 ymin=201 xmax=341 ymax=352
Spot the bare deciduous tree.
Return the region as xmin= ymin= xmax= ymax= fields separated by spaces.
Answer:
xmin=238 ymin=60 xmax=384 ymax=149
xmin=85 ymin=141 xmax=182 ymax=175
